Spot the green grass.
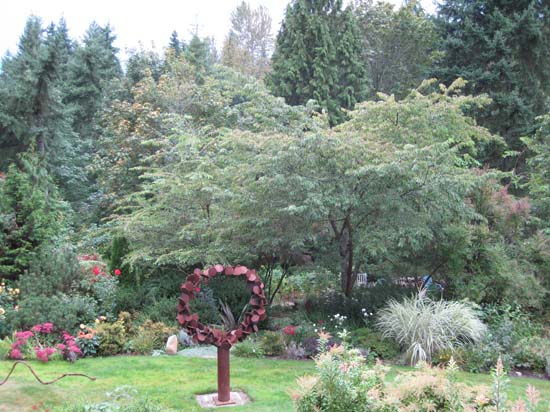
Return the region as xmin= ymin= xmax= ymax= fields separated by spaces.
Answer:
xmin=1 ymin=356 xmax=550 ymax=411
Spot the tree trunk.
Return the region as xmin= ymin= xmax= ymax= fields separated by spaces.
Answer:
xmin=339 ymin=218 xmax=354 ymax=297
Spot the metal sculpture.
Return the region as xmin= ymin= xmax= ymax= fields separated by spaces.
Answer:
xmin=177 ymin=264 xmax=266 ymax=405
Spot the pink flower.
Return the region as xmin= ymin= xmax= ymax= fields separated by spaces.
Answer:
xmin=195 ymin=287 xmax=201 ymax=292
xmin=45 ymin=347 xmax=56 ymax=356
xmin=35 ymin=349 xmax=49 ymax=362
xmin=42 ymin=322 xmax=54 ymax=334
xmin=114 ymin=269 xmax=121 ymax=276
xmin=56 ymin=343 xmax=66 ymax=351
xmin=92 ymin=266 xmax=101 ymax=275
xmin=9 ymin=348 xmax=22 ymax=359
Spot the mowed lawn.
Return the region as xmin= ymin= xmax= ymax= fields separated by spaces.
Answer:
xmin=2 ymin=356 xmax=550 ymax=412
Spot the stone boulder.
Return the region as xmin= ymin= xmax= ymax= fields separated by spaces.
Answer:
xmin=166 ymin=335 xmax=178 ymax=355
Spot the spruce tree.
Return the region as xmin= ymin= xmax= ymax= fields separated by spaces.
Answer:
xmin=268 ymin=0 xmax=366 ymax=126
xmin=434 ymin=0 xmax=550 ymax=167
xmin=0 ymin=17 xmax=75 ymax=181
xmin=0 ymin=153 xmax=70 ymax=280
xmin=168 ymin=30 xmax=183 ymax=57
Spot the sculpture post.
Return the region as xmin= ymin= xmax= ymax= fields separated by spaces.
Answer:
xmin=216 ymin=343 xmax=232 ymax=404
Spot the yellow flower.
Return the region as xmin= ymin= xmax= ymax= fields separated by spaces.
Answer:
xmin=79 ymin=324 xmax=86 ymax=329
xmin=14 ymin=288 xmax=19 ymax=294
xmin=95 ymin=319 xmax=100 ymax=324
xmin=0 ymin=307 xmax=5 ymax=316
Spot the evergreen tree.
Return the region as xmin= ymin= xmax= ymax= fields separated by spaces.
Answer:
xmin=168 ymin=30 xmax=184 ymax=56
xmin=268 ymin=0 xmax=367 ymax=126
xmin=184 ymin=34 xmax=217 ymax=84
xmin=434 ymin=0 xmax=550 ymax=167
xmin=0 ymin=153 xmax=70 ymax=280
xmin=0 ymin=17 xmax=75 ymax=181
xmin=65 ymin=22 xmax=121 ymax=141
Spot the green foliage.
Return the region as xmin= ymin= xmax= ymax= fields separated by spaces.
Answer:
xmin=131 ymin=320 xmax=177 ymax=355
xmin=348 ymin=327 xmax=400 ymax=360
xmin=269 ymin=0 xmax=366 ymax=126
xmin=207 ymin=275 xmax=250 ymax=320
xmin=138 ymin=298 xmax=177 ymax=325
xmin=523 ymin=113 xmax=550 ymax=227
xmin=259 ymin=331 xmax=286 ymax=356
xmin=461 ymin=304 xmax=543 ymax=373
xmin=18 ymin=243 xmax=82 ymax=297
xmin=305 ymin=284 xmax=411 ymax=327
xmin=10 ymin=294 xmax=98 ymax=333
xmin=356 ymin=0 xmax=440 ymax=98
xmin=434 ymin=0 xmax=550 ymax=164
xmin=109 ymin=236 xmax=129 ymax=274
xmin=232 ymin=337 xmax=265 ymax=358
xmin=95 ymin=313 xmax=132 ymax=356
xmin=0 ymin=155 xmax=70 ymax=279
xmin=377 ymin=294 xmax=486 ymax=364
xmin=0 ymin=337 xmax=12 ymax=359
xmin=512 ymin=336 xmax=550 ymax=374
xmin=294 ymin=335 xmax=384 ymax=412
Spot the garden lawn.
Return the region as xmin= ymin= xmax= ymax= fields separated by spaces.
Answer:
xmin=1 ymin=356 xmax=550 ymax=412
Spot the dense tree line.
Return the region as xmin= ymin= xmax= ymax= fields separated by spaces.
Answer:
xmin=0 ymin=0 xmax=548 ymax=308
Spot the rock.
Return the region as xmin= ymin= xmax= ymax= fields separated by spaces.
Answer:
xmin=166 ymin=335 xmax=178 ymax=355
xmin=178 ymin=329 xmax=194 ymax=347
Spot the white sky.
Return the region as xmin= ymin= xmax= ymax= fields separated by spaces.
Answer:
xmin=1 ymin=0 xmax=438 ymax=62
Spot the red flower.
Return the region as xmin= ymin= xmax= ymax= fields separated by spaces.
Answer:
xmin=195 ymin=287 xmax=201 ymax=292
xmin=318 ymin=320 xmax=324 ymax=325
xmin=283 ymin=325 xmax=297 ymax=336
xmin=92 ymin=266 xmax=100 ymax=275
xmin=114 ymin=269 xmax=121 ymax=276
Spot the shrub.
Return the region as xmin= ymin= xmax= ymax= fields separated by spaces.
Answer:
xmin=131 ymin=320 xmax=177 ymax=355
xmin=10 ymin=294 xmax=98 ymax=332
xmin=461 ymin=304 xmax=542 ymax=373
xmin=232 ymin=338 xmax=265 ymax=358
xmin=293 ymin=333 xmax=385 ymax=412
xmin=260 ymin=331 xmax=286 ymax=356
xmin=304 ymin=284 xmax=411 ymax=327
xmin=377 ymin=293 xmax=486 ymax=364
xmin=139 ymin=297 xmax=178 ymax=325
xmin=19 ymin=244 xmax=83 ymax=297
xmin=95 ymin=313 xmax=133 ymax=356
xmin=348 ymin=327 xmax=400 ymax=360
xmin=9 ymin=323 xmax=80 ymax=362
xmin=385 ymin=361 xmax=488 ymax=412
xmin=76 ymin=324 xmax=100 ymax=357
xmin=512 ymin=336 xmax=550 ymax=373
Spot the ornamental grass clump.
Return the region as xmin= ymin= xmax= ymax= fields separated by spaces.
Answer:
xmin=377 ymin=293 xmax=486 ymax=364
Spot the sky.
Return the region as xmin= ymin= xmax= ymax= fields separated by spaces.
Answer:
xmin=1 ymin=0 xmax=438 ymax=63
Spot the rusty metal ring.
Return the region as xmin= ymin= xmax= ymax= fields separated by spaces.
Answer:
xmin=177 ymin=265 xmax=266 ymax=347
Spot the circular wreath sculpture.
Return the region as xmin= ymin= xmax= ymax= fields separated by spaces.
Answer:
xmin=177 ymin=264 xmax=267 ymax=347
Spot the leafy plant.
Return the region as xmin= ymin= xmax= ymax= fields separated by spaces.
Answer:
xmin=259 ymin=331 xmax=286 ymax=356
xmin=232 ymin=337 xmax=264 ymax=358
xmin=348 ymin=327 xmax=400 ymax=361
xmin=131 ymin=320 xmax=177 ymax=355
xmin=377 ymin=293 xmax=486 ymax=364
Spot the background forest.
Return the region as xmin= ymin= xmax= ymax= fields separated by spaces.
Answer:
xmin=0 ymin=0 xmax=549 ymax=377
